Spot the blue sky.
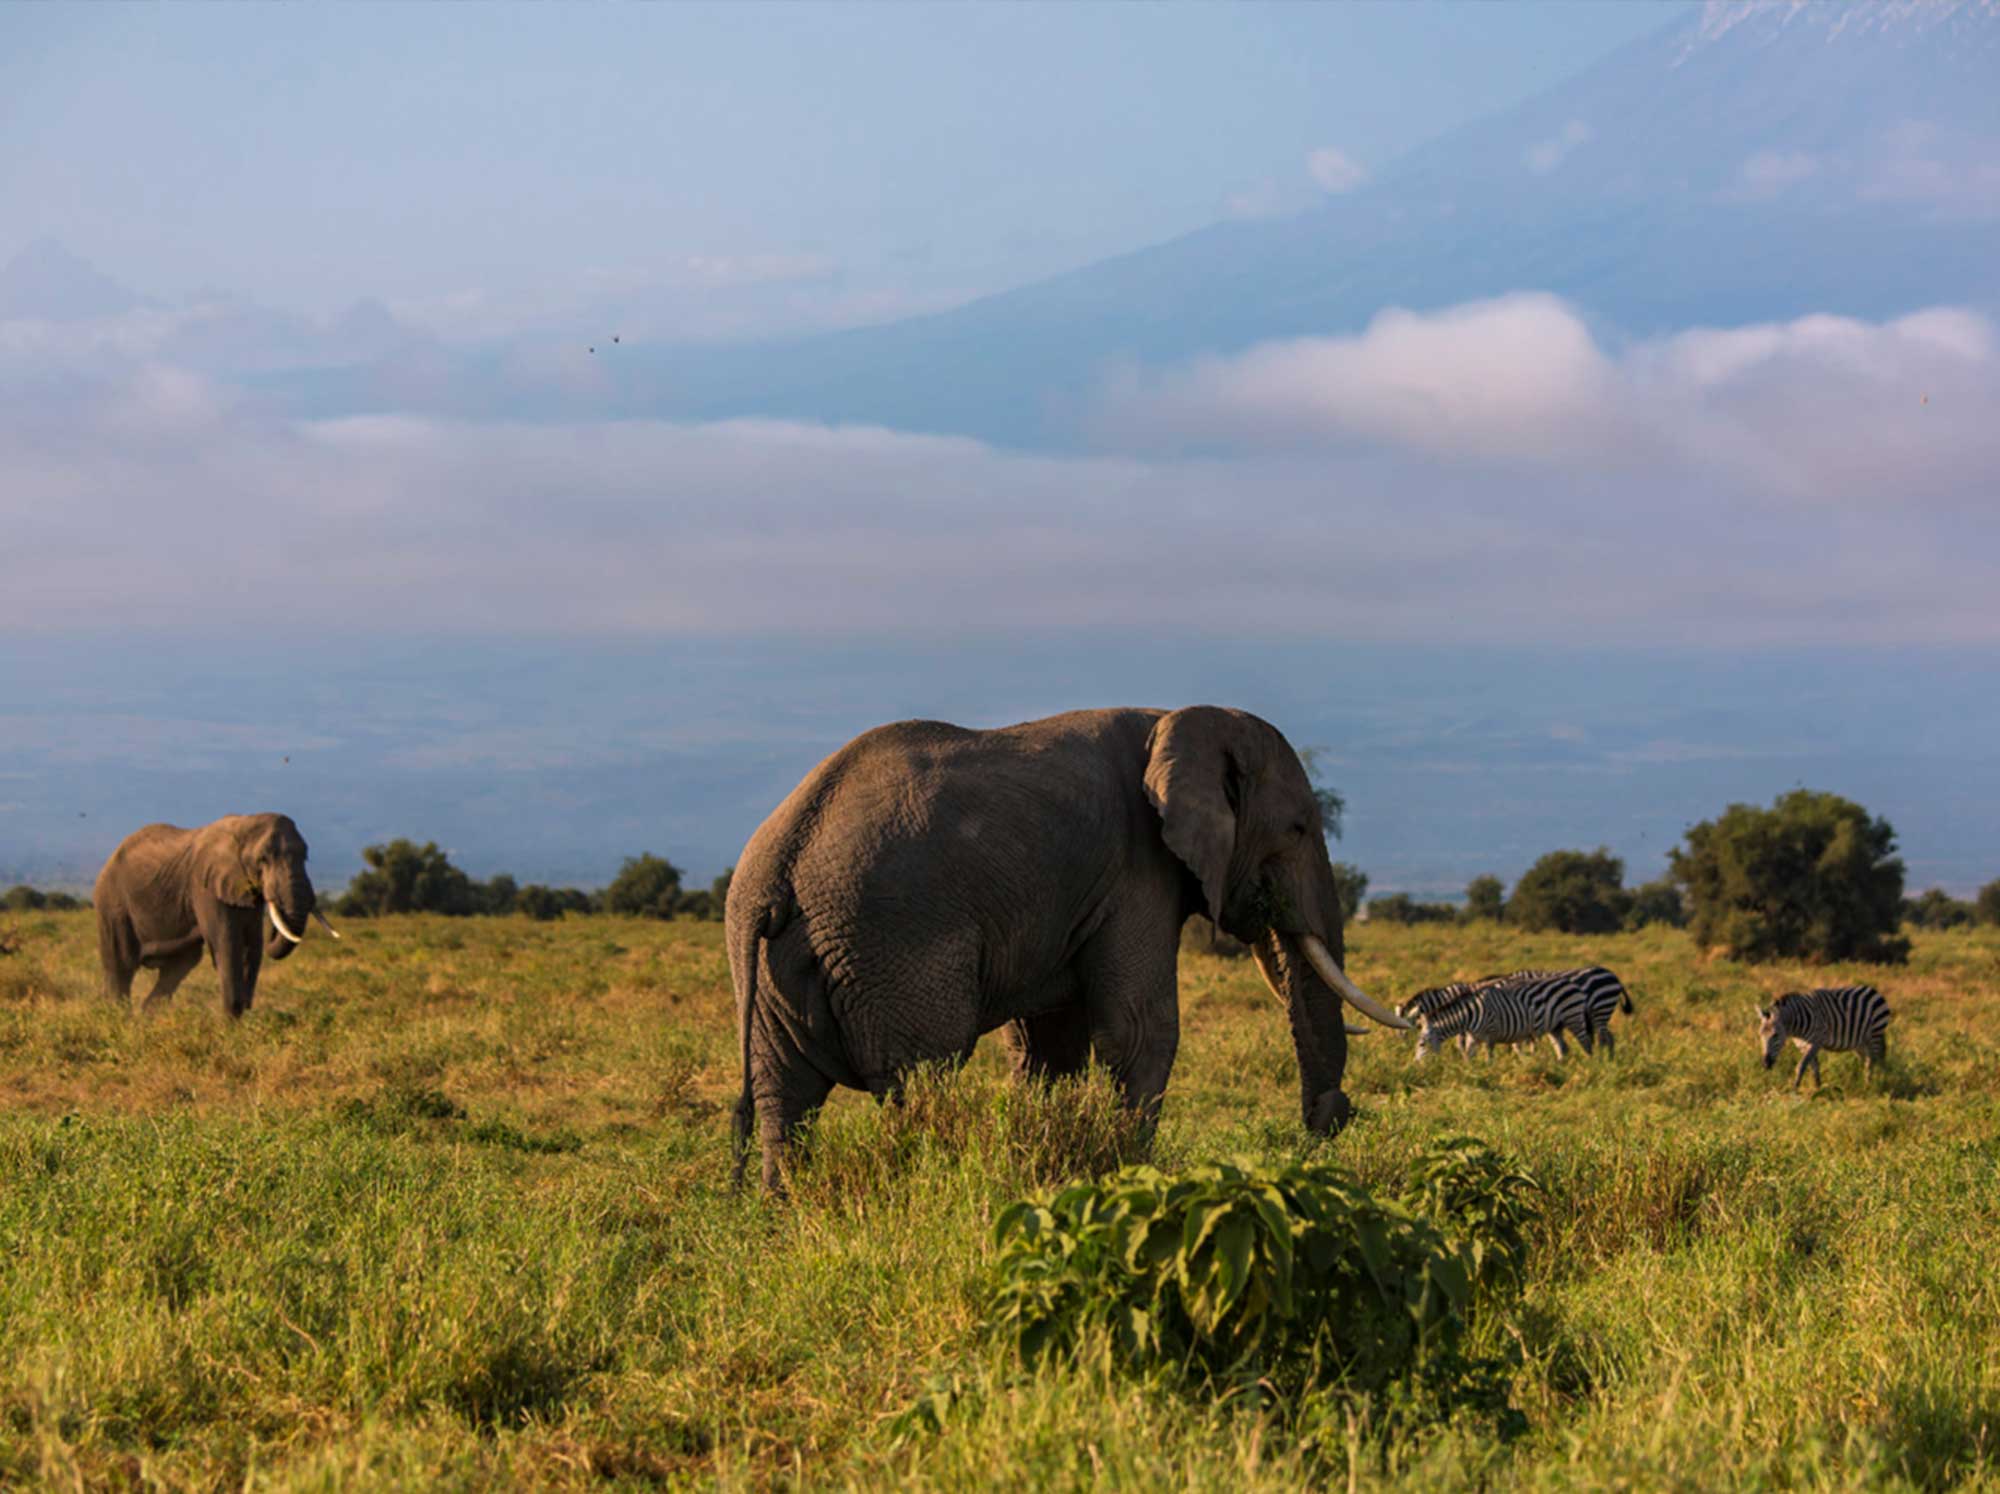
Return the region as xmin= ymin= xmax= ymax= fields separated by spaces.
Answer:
xmin=3 ymin=3 xmax=1679 ymax=325
xmin=4 ymin=0 xmax=1998 ymax=898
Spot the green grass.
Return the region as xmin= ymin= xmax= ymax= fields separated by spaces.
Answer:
xmin=2 ymin=910 xmax=1998 ymax=1489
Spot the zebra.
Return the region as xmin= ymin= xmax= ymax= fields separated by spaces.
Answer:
xmin=1415 ymin=982 xmax=1552 ymax=1061
xmin=1756 ymin=985 xmax=1892 ymax=1090
xmin=1405 ymin=966 xmax=1634 ymax=1058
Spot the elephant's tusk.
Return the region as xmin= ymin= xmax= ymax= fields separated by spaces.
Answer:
xmin=1301 ymin=935 xmax=1412 ymax=1029
xmin=312 ymin=909 xmax=343 ymax=940
xmin=267 ymin=903 xmax=305 ymax=944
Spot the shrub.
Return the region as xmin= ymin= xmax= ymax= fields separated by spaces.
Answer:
xmin=1625 ymin=878 xmax=1686 ymax=930
xmin=1463 ymin=876 xmax=1505 ymax=923
xmin=603 ymin=854 xmax=684 ymax=920
xmin=516 ymin=884 xmax=594 ymax=921
xmin=1367 ymin=893 xmax=1455 ymax=926
xmin=3 ymin=886 xmax=46 ymax=912
xmin=1904 ymin=888 xmax=1975 ymax=930
xmin=1670 ymin=789 xmax=1908 ymax=964
xmin=1980 ymin=879 xmax=2000 ymax=928
xmin=1330 ymin=863 xmax=1369 ymax=924
xmin=1508 ymin=849 xmax=1631 ymax=934
xmin=340 ymin=840 xmax=483 ymax=917
xmin=987 ymin=1141 xmax=1539 ymax=1409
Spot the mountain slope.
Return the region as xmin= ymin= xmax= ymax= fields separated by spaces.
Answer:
xmin=631 ymin=0 xmax=2000 ymax=445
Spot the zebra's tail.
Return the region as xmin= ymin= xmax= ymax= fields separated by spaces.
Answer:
xmin=1619 ymin=981 xmax=1635 ymax=1015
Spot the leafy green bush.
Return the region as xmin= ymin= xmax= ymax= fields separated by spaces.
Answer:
xmin=1625 ymin=877 xmax=1686 ymax=930
xmin=1670 ymin=789 xmax=1908 ymax=964
xmin=602 ymin=854 xmax=684 ymax=919
xmin=1463 ymin=876 xmax=1505 ymax=923
xmin=987 ymin=1142 xmax=1539 ymax=1410
xmin=1981 ymin=879 xmax=2000 ymax=928
xmin=1508 ymin=849 xmax=1631 ymax=934
xmin=1405 ymin=1138 xmax=1541 ymax=1293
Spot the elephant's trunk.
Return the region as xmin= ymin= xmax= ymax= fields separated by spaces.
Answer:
xmin=1252 ymin=932 xmax=1356 ymax=1136
xmin=263 ymin=864 xmax=317 ymax=958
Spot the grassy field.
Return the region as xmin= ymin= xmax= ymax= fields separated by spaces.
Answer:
xmin=2 ymin=909 xmax=1997 ymax=1490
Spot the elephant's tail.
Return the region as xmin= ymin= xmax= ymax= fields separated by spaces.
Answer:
xmin=729 ymin=906 xmax=768 ymax=1191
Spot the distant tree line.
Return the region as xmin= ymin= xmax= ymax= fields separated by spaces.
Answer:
xmin=323 ymin=841 xmax=732 ymax=923
xmin=1361 ymin=791 xmax=2000 ymax=966
xmin=3 ymin=885 xmax=88 ymax=912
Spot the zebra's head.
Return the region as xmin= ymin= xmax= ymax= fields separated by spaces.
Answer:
xmin=1756 ymin=997 xmax=1796 ymax=1068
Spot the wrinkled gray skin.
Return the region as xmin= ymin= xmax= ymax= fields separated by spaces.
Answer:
xmin=94 ymin=813 xmax=320 ymax=1017
xmin=727 ymin=706 xmax=1369 ymax=1191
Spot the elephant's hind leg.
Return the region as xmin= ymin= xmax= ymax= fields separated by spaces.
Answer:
xmin=141 ymin=944 xmax=204 ymax=1014
xmin=755 ymin=1066 xmax=835 ymax=1194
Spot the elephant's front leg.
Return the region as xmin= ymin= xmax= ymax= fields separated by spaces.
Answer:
xmin=202 ymin=906 xmax=265 ymax=1018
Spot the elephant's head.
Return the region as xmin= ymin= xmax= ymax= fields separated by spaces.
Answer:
xmin=200 ymin=813 xmax=338 ymax=959
xmin=1145 ymin=707 xmax=1409 ymax=1135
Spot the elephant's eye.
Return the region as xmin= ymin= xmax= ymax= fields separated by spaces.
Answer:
xmin=1290 ymin=820 xmax=1311 ymax=840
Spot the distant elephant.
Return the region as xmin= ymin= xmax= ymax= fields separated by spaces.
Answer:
xmin=94 ymin=813 xmax=341 ymax=1016
xmin=726 ymin=706 xmax=1410 ymax=1190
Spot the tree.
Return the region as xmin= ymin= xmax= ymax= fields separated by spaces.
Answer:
xmin=1670 ymin=789 xmax=1908 ymax=964
xmin=339 ymin=840 xmax=482 ymax=917
xmin=3 ymin=886 xmax=46 ymax=912
xmin=1903 ymin=888 xmax=1974 ymax=929
xmin=1980 ymin=879 xmax=2000 ymax=927
xmin=1330 ymin=862 xmax=1369 ymax=924
xmin=604 ymin=854 xmax=684 ymax=919
xmin=1297 ymin=748 xmax=1346 ymax=842
xmin=1508 ymin=849 xmax=1631 ymax=935
xmin=1463 ymin=876 xmax=1505 ymax=923
xmin=1625 ymin=878 xmax=1686 ymax=930
xmin=482 ymin=873 xmax=520 ymax=917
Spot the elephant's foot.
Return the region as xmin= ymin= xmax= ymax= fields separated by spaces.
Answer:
xmin=1305 ymin=1088 xmax=1352 ymax=1136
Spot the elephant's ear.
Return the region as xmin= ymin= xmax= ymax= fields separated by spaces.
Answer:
xmin=1143 ymin=707 xmax=1241 ymax=924
xmin=199 ymin=819 xmax=262 ymax=908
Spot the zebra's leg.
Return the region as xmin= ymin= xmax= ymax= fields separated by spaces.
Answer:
xmin=1792 ymin=1043 xmax=1816 ymax=1091
xmin=1597 ymin=1024 xmax=1615 ymax=1059
xmin=1547 ymin=1028 xmax=1569 ymax=1061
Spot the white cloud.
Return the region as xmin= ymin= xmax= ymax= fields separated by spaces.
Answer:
xmin=1095 ymin=293 xmax=2000 ymax=502
xmin=1524 ymin=119 xmax=1593 ymax=175
xmin=1858 ymin=120 xmax=2000 ymax=217
xmin=1736 ymin=148 xmax=1821 ymax=198
xmin=4 ymin=296 xmax=1998 ymax=648
xmin=1306 ymin=147 xmax=1368 ymax=195
xmin=1222 ymin=180 xmax=1292 ymax=221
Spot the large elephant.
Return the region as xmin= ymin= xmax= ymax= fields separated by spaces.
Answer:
xmin=726 ymin=706 xmax=1409 ymax=1190
xmin=94 ymin=813 xmax=340 ymax=1016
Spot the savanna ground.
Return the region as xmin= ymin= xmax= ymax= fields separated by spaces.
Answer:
xmin=2 ymin=909 xmax=1997 ymax=1490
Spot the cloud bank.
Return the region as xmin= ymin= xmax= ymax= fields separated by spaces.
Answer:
xmin=1095 ymin=293 xmax=1999 ymax=502
xmin=3 ymin=293 xmax=1997 ymax=645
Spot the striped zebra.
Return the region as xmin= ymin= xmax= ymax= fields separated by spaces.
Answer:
xmin=1415 ymin=982 xmax=1550 ymax=1061
xmin=1757 ymin=985 xmax=1892 ymax=1090
xmin=1405 ymin=966 xmax=1634 ymax=1058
